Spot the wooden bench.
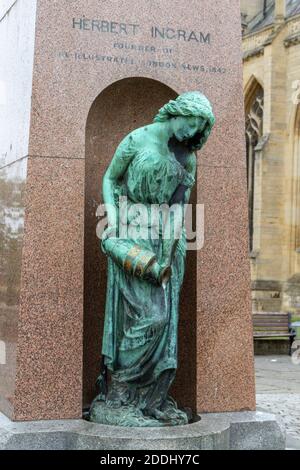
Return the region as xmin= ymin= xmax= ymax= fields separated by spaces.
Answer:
xmin=253 ymin=312 xmax=296 ymax=354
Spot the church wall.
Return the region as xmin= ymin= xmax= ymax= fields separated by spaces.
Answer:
xmin=243 ymin=9 xmax=300 ymax=313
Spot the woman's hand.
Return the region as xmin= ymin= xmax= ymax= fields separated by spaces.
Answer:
xmin=101 ymin=224 xmax=118 ymax=244
xmin=170 ymin=184 xmax=188 ymax=205
xmin=143 ymin=260 xmax=172 ymax=287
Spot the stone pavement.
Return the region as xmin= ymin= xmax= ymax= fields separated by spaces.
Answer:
xmin=255 ymin=356 xmax=300 ymax=449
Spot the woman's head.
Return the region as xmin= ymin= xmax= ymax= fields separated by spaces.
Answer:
xmin=154 ymin=91 xmax=215 ymax=151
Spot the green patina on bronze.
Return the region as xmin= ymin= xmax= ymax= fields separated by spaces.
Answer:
xmin=89 ymin=91 xmax=215 ymax=427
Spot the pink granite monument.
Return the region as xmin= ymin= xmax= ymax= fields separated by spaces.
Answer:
xmin=0 ymin=0 xmax=256 ymax=424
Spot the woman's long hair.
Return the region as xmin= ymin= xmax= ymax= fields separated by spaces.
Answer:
xmin=154 ymin=91 xmax=215 ymax=151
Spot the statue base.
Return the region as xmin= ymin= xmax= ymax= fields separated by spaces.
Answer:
xmin=0 ymin=411 xmax=285 ymax=450
xmin=89 ymin=396 xmax=191 ymax=427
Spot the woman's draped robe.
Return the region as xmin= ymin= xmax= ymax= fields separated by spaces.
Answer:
xmin=101 ymin=137 xmax=196 ymax=412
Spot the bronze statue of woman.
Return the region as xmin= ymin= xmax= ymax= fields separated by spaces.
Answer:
xmin=89 ymin=91 xmax=215 ymax=427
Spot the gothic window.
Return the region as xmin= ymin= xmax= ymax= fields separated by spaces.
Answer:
xmin=245 ymin=85 xmax=264 ymax=252
xmin=294 ymin=107 xmax=300 ymax=252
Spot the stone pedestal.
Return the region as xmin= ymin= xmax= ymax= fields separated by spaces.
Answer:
xmin=0 ymin=411 xmax=286 ymax=450
xmin=0 ymin=0 xmax=256 ymax=422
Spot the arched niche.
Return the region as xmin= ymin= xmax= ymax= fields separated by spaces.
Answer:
xmin=83 ymin=77 xmax=198 ymax=413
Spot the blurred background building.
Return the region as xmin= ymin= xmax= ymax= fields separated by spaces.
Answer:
xmin=241 ymin=0 xmax=300 ymax=316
